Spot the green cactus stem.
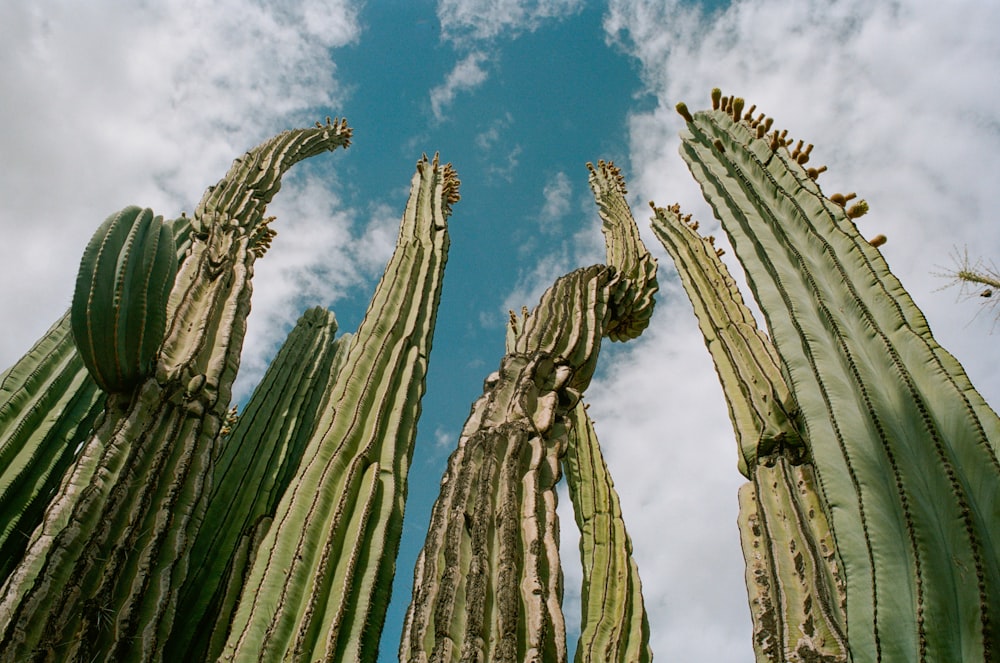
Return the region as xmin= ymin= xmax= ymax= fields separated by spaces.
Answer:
xmin=651 ymin=202 xmax=847 ymax=661
xmin=673 ymin=92 xmax=1000 ymax=661
xmin=166 ymin=306 xmax=351 ymax=661
xmin=0 ymin=119 xmax=351 ymax=663
xmin=71 ymin=206 xmax=177 ymax=393
xmin=400 ymin=161 xmax=657 ymax=663
xmin=562 ymin=401 xmax=651 ymax=663
xmin=219 ymin=154 xmax=459 ymax=663
xmin=0 ymin=314 xmax=105 ymax=585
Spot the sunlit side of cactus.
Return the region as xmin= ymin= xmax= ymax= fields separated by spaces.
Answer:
xmin=651 ymin=202 xmax=847 ymax=661
xmin=0 ymin=120 xmax=352 ymax=663
xmin=665 ymin=92 xmax=1000 ymax=662
xmin=219 ymin=155 xmax=460 ymax=663
xmin=167 ymin=306 xmax=351 ymax=661
xmin=400 ymin=161 xmax=656 ymax=663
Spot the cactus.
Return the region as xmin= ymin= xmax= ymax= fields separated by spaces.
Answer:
xmin=651 ymin=203 xmax=847 ymax=660
xmin=167 ymin=306 xmax=352 ymax=661
xmin=659 ymin=92 xmax=1000 ymax=661
xmin=0 ymin=119 xmax=352 ymax=662
xmin=71 ymin=206 xmax=177 ymax=393
xmin=562 ymin=401 xmax=652 ymax=663
xmin=218 ymin=154 xmax=460 ymax=662
xmin=400 ymin=161 xmax=656 ymax=662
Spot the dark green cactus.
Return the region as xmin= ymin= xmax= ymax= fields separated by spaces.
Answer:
xmin=401 ymin=161 xmax=656 ymax=662
xmin=661 ymin=91 xmax=1000 ymax=661
xmin=218 ymin=154 xmax=460 ymax=662
xmin=0 ymin=119 xmax=352 ymax=662
xmin=167 ymin=306 xmax=351 ymax=661
xmin=71 ymin=206 xmax=176 ymax=393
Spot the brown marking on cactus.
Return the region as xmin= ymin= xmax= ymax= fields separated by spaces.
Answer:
xmin=676 ymin=102 xmax=694 ymax=123
xmin=713 ymin=139 xmax=726 ymax=153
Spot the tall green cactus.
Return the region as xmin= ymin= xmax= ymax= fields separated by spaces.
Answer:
xmin=400 ymin=161 xmax=656 ymax=662
xmin=218 ymin=154 xmax=460 ymax=662
xmin=651 ymin=202 xmax=847 ymax=660
xmin=661 ymin=91 xmax=1000 ymax=661
xmin=0 ymin=119 xmax=352 ymax=662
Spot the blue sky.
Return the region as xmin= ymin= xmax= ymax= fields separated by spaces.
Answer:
xmin=2 ymin=1 xmax=999 ymax=661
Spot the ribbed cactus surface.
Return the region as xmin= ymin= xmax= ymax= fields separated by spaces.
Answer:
xmin=401 ymin=161 xmax=656 ymax=663
xmin=666 ymin=92 xmax=1000 ymax=662
xmin=167 ymin=306 xmax=351 ymax=661
xmin=651 ymin=202 xmax=847 ymax=661
xmin=0 ymin=119 xmax=352 ymax=663
xmin=71 ymin=206 xmax=176 ymax=393
xmin=219 ymin=154 xmax=459 ymax=662
xmin=562 ymin=402 xmax=651 ymax=663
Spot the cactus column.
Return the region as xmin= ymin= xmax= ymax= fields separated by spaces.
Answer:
xmin=400 ymin=161 xmax=656 ymax=663
xmin=0 ymin=120 xmax=352 ymax=663
xmin=219 ymin=154 xmax=460 ymax=663
xmin=663 ymin=92 xmax=1000 ymax=661
xmin=651 ymin=202 xmax=847 ymax=661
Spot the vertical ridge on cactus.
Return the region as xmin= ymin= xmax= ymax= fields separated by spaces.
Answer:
xmin=666 ymin=92 xmax=1000 ymax=661
xmin=562 ymin=402 xmax=651 ymax=663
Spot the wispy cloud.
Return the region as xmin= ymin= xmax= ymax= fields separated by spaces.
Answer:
xmin=437 ymin=0 xmax=584 ymax=44
xmin=540 ymin=171 xmax=572 ymax=223
xmin=429 ymin=51 xmax=490 ymax=121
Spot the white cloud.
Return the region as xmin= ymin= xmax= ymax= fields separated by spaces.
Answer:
xmin=429 ymin=51 xmax=490 ymax=121
xmin=437 ymin=0 xmax=584 ymax=44
xmin=541 ymin=171 xmax=572 ymax=223
xmin=582 ymin=0 xmax=1000 ymax=659
xmin=0 ymin=0 xmax=361 ymax=371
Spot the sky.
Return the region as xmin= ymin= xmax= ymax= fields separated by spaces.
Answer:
xmin=2 ymin=1 xmax=999 ymax=661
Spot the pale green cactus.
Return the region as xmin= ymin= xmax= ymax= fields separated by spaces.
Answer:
xmin=218 ymin=154 xmax=460 ymax=662
xmin=658 ymin=90 xmax=1000 ymax=661
xmin=400 ymin=161 xmax=656 ymax=662
xmin=651 ymin=202 xmax=847 ymax=661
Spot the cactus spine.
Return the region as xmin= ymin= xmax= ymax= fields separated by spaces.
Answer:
xmin=400 ymin=161 xmax=656 ymax=662
xmin=219 ymin=154 xmax=460 ymax=662
xmin=0 ymin=119 xmax=352 ymax=662
xmin=659 ymin=92 xmax=1000 ymax=661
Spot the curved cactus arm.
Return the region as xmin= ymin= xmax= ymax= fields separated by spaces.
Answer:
xmin=651 ymin=201 xmax=848 ymax=661
xmin=0 ymin=120 xmax=351 ymax=663
xmin=677 ymin=94 xmax=1000 ymax=661
xmin=650 ymin=202 xmax=800 ymax=477
xmin=220 ymin=155 xmax=459 ymax=663
xmin=401 ymin=161 xmax=657 ymax=663
xmin=0 ymin=313 xmax=105 ymax=585
xmin=165 ymin=307 xmax=351 ymax=661
xmin=562 ymin=401 xmax=651 ymax=663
